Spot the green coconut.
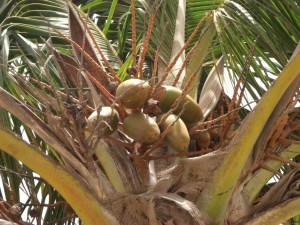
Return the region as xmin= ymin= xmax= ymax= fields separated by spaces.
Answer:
xmin=123 ymin=112 xmax=160 ymax=143
xmin=116 ymin=78 xmax=150 ymax=109
xmin=155 ymin=85 xmax=203 ymax=124
xmin=87 ymin=107 xmax=119 ymax=136
xmin=159 ymin=114 xmax=190 ymax=152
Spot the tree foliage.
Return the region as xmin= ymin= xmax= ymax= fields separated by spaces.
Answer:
xmin=0 ymin=0 xmax=299 ymax=224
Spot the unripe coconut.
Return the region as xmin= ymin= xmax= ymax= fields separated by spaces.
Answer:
xmin=154 ymin=85 xmax=203 ymax=123
xmin=29 ymin=207 xmax=40 ymax=218
xmin=159 ymin=114 xmax=190 ymax=152
xmin=209 ymin=128 xmax=219 ymax=141
xmin=116 ymin=78 xmax=150 ymax=109
xmin=87 ymin=107 xmax=119 ymax=136
xmin=196 ymin=131 xmax=210 ymax=149
xmin=123 ymin=112 xmax=160 ymax=143
xmin=186 ymin=122 xmax=205 ymax=139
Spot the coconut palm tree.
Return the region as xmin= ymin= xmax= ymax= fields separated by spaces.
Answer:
xmin=0 ymin=0 xmax=299 ymax=224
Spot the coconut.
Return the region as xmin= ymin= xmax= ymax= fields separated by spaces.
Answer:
xmin=196 ymin=131 xmax=211 ymax=149
xmin=154 ymin=85 xmax=203 ymax=124
xmin=116 ymin=78 xmax=150 ymax=109
xmin=159 ymin=114 xmax=190 ymax=152
xmin=87 ymin=107 xmax=119 ymax=136
xmin=123 ymin=112 xmax=160 ymax=143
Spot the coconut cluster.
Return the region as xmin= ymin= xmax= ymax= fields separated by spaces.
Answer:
xmin=86 ymin=78 xmax=209 ymax=153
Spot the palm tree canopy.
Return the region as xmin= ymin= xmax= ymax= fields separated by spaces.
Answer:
xmin=0 ymin=0 xmax=299 ymax=224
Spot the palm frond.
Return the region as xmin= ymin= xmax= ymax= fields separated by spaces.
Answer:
xmin=214 ymin=0 xmax=300 ymax=105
